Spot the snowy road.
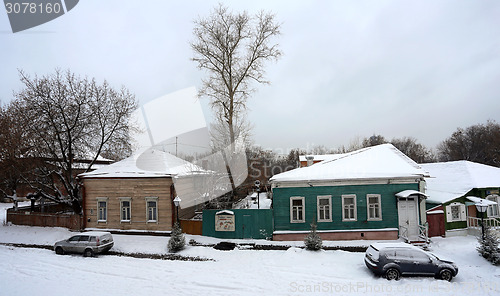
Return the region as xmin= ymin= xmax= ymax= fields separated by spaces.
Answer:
xmin=1 ymin=236 xmax=500 ymax=296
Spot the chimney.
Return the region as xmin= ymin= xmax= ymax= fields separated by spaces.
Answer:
xmin=306 ymin=156 xmax=314 ymax=167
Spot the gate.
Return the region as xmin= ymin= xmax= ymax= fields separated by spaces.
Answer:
xmin=203 ymin=209 xmax=273 ymax=239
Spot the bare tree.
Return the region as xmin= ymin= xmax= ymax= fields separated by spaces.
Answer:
xmin=191 ymin=4 xmax=282 ymax=150
xmin=391 ymin=137 xmax=435 ymax=163
xmin=438 ymin=120 xmax=500 ymax=167
xmin=13 ymin=69 xmax=138 ymax=213
xmin=362 ymin=134 xmax=388 ymax=147
xmin=0 ymin=101 xmax=40 ymax=199
xmin=191 ymin=4 xmax=281 ymax=199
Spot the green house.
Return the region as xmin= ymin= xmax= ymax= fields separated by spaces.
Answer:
xmin=270 ymin=144 xmax=430 ymax=242
xmin=421 ymin=161 xmax=500 ymax=237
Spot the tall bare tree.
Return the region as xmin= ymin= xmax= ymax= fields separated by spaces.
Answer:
xmin=191 ymin=4 xmax=282 ymax=150
xmin=13 ymin=69 xmax=138 ymax=213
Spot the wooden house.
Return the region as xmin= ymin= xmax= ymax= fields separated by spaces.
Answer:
xmin=270 ymin=144 xmax=430 ymax=242
xmin=421 ymin=161 xmax=500 ymax=237
xmin=79 ymin=148 xmax=208 ymax=232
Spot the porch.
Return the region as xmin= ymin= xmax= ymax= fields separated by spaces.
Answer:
xmin=466 ymin=216 xmax=500 ymax=236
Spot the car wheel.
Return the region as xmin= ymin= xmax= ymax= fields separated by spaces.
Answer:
xmin=439 ymin=269 xmax=453 ymax=281
xmin=55 ymin=247 xmax=64 ymax=255
xmin=385 ymin=268 xmax=401 ymax=281
xmin=83 ymin=248 xmax=94 ymax=258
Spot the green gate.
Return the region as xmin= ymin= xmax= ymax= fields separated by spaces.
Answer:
xmin=202 ymin=209 xmax=273 ymax=240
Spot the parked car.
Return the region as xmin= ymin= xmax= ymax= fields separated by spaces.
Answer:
xmin=54 ymin=231 xmax=114 ymax=257
xmin=364 ymin=242 xmax=458 ymax=281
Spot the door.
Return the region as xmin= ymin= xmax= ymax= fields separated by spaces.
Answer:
xmin=242 ymin=215 xmax=253 ymax=239
xmin=398 ymin=198 xmax=419 ymax=240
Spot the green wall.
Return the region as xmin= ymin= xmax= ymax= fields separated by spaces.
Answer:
xmin=273 ymin=183 xmax=419 ymax=232
xmin=202 ymin=209 xmax=273 ymax=239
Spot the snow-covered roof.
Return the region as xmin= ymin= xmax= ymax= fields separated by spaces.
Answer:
xmin=79 ymin=148 xmax=206 ymax=178
xmin=271 ymin=144 xmax=428 ymax=183
xmin=396 ymin=190 xmax=429 ymax=198
xmin=466 ymin=196 xmax=498 ymax=206
xmin=420 ymin=161 xmax=500 ymax=204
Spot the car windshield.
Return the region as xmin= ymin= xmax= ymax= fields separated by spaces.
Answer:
xmin=428 ymin=253 xmax=439 ymax=260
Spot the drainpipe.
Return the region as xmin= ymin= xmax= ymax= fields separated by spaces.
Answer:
xmin=79 ymin=177 xmax=86 ymax=230
xmin=170 ymin=183 xmax=176 ymax=228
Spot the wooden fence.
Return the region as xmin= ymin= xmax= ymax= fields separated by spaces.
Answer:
xmin=6 ymin=204 xmax=83 ymax=230
xmin=180 ymin=219 xmax=203 ymax=235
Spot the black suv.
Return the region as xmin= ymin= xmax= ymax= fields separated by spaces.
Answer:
xmin=364 ymin=242 xmax=458 ymax=281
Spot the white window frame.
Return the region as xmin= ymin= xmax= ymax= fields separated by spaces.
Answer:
xmin=96 ymin=197 xmax=108 ymax=223
xmin=290 ymin=196 xmax=305 ymax=223
xmin=120 ymin=197 xmax=132 ymax=222
xmin=145 ymin=197 xmax=158 ymax=223
xmin=486 ymin=195 xmax=499 ymax=217
xmin=317 ymin=195 xmax=332 ymax=222
xmin=445 ymin=202 xmax=466 ymax=222
xmin=342 ymin=194 xmax=357 ymax=221
xmin=367 ymin=194 xmax=382 ymax=221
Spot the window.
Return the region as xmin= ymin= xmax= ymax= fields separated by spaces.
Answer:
xmin=367 ymin=194 xmax=382 ymax=221
xmin=445 ymin=202 xmax=466 ymax=222
xmin=317 ymin=195 xmax=332 ymax=222
xmin=68 ymin=236 xmax=80 ymax=242
xmin=451 ymin=206 xmax=460 ymax=220
xmin=96 ymin=198 xmax=107 ymax=222
xmin=145 ymin=197 xmax=158 ymax=222
xmin=78 ymin=236 xmax=90 ymax=242
xmin=487 ymin=195 xmax=499 ymax=217
xmin=120 ymin=198 xmax=131 ymax=222
xmin=342 ymin=194 xmax=357 ymax=221
xmin=290 ymin=196 xmax=305 ymax=223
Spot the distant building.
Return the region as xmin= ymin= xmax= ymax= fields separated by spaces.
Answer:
xmin=421 ymin=161 xmax=500 ymax=237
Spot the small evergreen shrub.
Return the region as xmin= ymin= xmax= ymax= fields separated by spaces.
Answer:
xmin=477 ymin=225 xmax=500 ymax=265
xmin=168 ymin=222 xmax=186 ymax=253
xmin=304 ymin=222 xmax=322 ymax=251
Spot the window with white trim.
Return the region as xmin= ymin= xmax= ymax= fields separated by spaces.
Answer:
xmin=367 ymin=194 xmax=382 ymax=221
xmin=120 ymin=198 xmax=131 ymax=222
xmin=486 ymin=195 xmax=499 ymax=217
xmin=145 ymin=197 xmax=158 ymax=222
xmin=97 ymin=198 xmax=107 ymax=222
xmin=317 ymin=195 xmax=332 ymax=222
xmin=342 ymin=194 xmax=357 ymax=221
xmin=445 ymin=202 xmax=466 ymax=222
xmin=290 ymin=196 xmax=305 ymax=223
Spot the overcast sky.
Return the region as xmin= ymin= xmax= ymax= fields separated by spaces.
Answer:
xmin=1 ymin=0 xmax=499 ymax=154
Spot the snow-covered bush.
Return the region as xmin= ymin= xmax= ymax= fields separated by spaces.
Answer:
xmin=477 ymin=225 xmax=500 ymax=265
xmin=304 ymin=222 xmax=322 ymax=251
xmin=168 ymin=222 xmax=186 ymax=253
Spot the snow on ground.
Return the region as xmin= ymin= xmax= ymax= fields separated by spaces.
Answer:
xmin=233 ymin=192 xmax=272 ymax=209
xmin=1 ymin=202 xmax=499 ymax=296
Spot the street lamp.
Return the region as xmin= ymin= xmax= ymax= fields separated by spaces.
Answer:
xmin=173 ymin=196 xmax=181 ymax=224
xmin=475 ymin=200 xmax=489 ymax=241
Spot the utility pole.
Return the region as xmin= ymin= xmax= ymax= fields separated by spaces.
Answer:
xmin=175 ymin=136 xmax=178 ymax=156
